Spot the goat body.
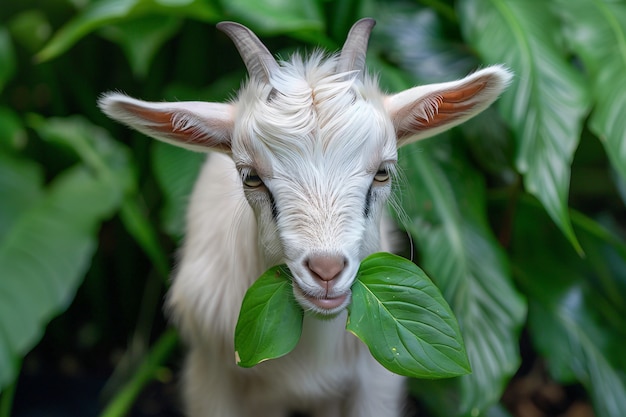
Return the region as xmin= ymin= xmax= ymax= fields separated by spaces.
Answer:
xmin=99 ymin=19 xmax=511 ymax=417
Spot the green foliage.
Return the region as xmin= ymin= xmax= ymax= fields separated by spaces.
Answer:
xmin=0 ymin=0 xmax=625 ymax=416
xmin=347 ymin=253 xmax=469 ymax=379
xmin=459 ymin=0 xmax=590 ymax=253
xmin=234 ymin=253 xmax=469 ymax=378
xmin=398 ymin=140 xmax=525 ymax=415
xmin=234 ymin=265 xmax=303 ymax=368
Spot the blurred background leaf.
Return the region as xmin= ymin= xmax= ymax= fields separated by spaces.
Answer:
xmin=554 ymin=0 xmax=626 ymax=186
xmin=0 ymin=159 xmax=121 ymax=389
xmin=458 ymin=0 xmax=590 ymax=253
xmin=398 ymin=140 xmax=525 ymax=416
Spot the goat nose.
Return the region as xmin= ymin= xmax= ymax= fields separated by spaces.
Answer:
xmin=306 ymin=254 xmax=346 ymax=282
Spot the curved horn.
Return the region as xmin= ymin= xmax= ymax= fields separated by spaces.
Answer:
xmin=217 ymin=21 xmax=279 ymax=82
xmin=336 ymin=18 xmax=376 ymax=77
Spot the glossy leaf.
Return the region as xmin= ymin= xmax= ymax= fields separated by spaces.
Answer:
xmin=234 ymin=265 xmax=303 ymax=368
xmin=347 ymin=253 xmax=469 ymax=378
xmin=458 ymin=0 xmax=590 ymax=253
xmin=512 ymin=201 xmax=626 ymax=417
xmin=554 ymin=0 xmax=626 ymax=187
xmin=35 ymin=0 xmax=219 ymax=63
xmin=398 ymin=141 xmax=525 ymax=416
xmin=0 ymin=165 xmax=120 ymax=391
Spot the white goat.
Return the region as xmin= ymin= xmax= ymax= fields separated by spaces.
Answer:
xmin=99 ymin=18 xmax=511 ymax=417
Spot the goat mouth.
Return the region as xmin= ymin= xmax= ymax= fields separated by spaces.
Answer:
xmin=304 ymin=293 xmax=348 ymax=310
xmin=293 ymin=285 xmax=349 ymax=313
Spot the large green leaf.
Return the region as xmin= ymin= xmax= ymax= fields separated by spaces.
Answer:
xmin=348 ymin=253 xmax=469 ymax=379
xmin=0 ymin=164 xmax=120 ymax=391
xmin=554 ymin=0 xmax=626 ymax=186
xmin=512 ymin=201 xmax=626 ymax=417
xmin=234 ymin=265 xmax=303 ymax=368
xmin=398 ymin=140 xmax=525 ymax=416
xmin=36 ymin=0 xmax=219 ymax=62
xmin=0 ymin=116 xmax=138 ymax=392
xmin=458 ymin=0 xmax=590 ymax=253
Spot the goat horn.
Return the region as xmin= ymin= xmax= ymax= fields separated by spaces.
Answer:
xmin=337 ymin=18 xmax=376 ymax=77
xmin=217 ymin=21 xmax=279 ymax=83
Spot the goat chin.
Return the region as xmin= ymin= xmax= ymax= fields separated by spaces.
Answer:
xmin=167 ymin=152 xmax=406 ymax=417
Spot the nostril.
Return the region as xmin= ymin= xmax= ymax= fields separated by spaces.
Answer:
xmin=306 ymin=254 xmax=346 ymax=282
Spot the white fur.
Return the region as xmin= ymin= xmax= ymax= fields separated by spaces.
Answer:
xmin=98 ymin=25 xmax=511 ymax=417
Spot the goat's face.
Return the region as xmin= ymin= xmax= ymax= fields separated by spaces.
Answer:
xmin=232 ymin=68 xmax=398 ymax=314
xmin=98 ymin=19 xmax=512 ymax=316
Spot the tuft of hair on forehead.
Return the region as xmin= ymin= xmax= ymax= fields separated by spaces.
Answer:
xmin=233 ymin=50 xmax=389 ymax=161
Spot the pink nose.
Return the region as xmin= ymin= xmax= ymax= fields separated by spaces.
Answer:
xmin=306 ymin=254 xmax=346 ymax=283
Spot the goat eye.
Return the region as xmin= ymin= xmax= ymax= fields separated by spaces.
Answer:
xmin=243 ymin=171 xmax=263 ymax=188
xmin=373 ymin=167 xmax=390 ymax=183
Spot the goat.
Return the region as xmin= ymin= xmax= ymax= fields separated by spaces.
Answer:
xmin=98 ymin=18 xmax=511 ymax=417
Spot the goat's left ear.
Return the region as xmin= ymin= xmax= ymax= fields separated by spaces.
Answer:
xmin=98 ymin=93 xmax=234 ymax=153
xmin=384 ymin=65 xmax=512 ymax=147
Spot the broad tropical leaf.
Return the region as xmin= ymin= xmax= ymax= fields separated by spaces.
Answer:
xmin=348 ymin=253 xmax=469 ymax=379
xmin=235 ymin=265 xmax=303 ymax=368
xmin=398 ymin=141 xmax=525 ymax=416
xmin=0 ymin=116 xmax=137 ymax=392
xmin=0 ymin=165 xmax=120 ymax=391
xmin=458 ymin=0 xmax=590 ymax=253
xmin=554 ymin=0 xmax=626 ymax=187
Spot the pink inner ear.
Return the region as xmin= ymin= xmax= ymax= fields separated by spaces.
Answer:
xmin=118 ymin=101 xmax=173 ymax=130
xmin=396 ymin=79 xmax=489 ymax=140
xmin=117 ymin=101 xmax=232 ymax=152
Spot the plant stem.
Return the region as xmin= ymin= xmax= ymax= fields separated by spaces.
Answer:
xmin=99 ymin=329 xmax=179 ymax=417
xmin=0 ymin=379 xmax=16 ymax=417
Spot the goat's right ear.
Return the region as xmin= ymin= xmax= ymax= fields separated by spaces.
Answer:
xmin=98 ymin=93 xmax=234 ymax=153
xmin=384 ymin=66 xmax=512 ymax=147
